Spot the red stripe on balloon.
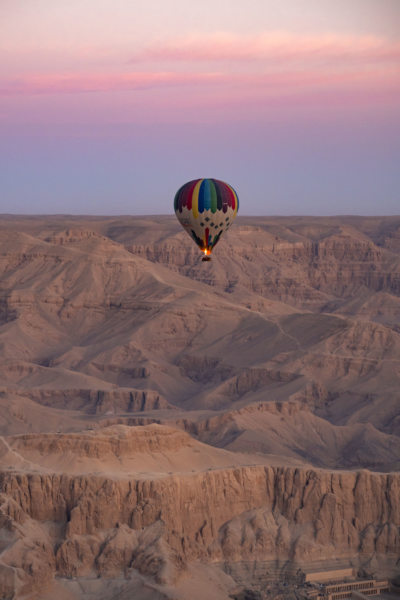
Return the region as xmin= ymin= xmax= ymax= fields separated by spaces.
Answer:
xmin=185 ymin=179 xmax=199 ymax=211
xmin=214 ymin=179 xmax=231 ymax=212
xmin=178 ymin=179 xmax=196 ymax=212
xmin=226 ymin=184 xmax=235 ymax=209
xmin=177 ymin=185 xmax=185 ymax=212
xmin=178 ymin=183 xmax=188 ymax=212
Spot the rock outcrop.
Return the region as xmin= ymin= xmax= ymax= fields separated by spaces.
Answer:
xmin=0 ymin=464 xmax=399 ymax=598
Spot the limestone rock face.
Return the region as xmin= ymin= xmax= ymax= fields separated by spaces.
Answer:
xmin=10 ymin=424 xmax=192 ymax=460
xmin=127 ymin=224 xmax=400 ymax=306
xmin=1 ymin=465 xmax=399 ymax=597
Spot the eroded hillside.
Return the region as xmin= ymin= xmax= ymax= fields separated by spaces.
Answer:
xmin=0 ymin=215 xmax=399 ymax=599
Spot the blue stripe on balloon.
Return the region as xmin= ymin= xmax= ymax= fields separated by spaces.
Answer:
xmin=198 ymin=179 xmax=205 ymax=214
xmin=203 ymin=179 xmax=211 ymax=211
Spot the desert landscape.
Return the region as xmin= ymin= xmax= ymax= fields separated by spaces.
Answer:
xmin=0 ymin=214 xmax=400 ymax=599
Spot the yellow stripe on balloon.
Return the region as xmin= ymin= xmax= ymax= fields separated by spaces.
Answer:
xmin=191 ymin=179 xmax=202 ymax=219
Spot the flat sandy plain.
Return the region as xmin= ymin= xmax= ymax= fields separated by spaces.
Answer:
xmin=0 ymin=215 xmax=399 ymax=599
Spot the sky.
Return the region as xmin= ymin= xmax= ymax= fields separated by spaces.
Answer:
xmin=0 ymin=0 xmax=399 ymax=216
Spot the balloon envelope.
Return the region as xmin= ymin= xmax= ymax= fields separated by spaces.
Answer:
xmin=174 ymin=178 xmax=239 ymax=258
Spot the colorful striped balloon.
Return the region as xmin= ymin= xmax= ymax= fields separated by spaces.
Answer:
xmin=174 ymin=178 xmax=239 ymax=260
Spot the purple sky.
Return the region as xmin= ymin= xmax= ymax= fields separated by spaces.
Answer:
xmin=1 ymin=0 xmax=399 ymax=215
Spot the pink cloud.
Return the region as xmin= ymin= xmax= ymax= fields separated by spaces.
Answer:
xmin=134 ymin=31 xmax=400 ymax=66
xmin=1 ymin=30 xmax=398 ymax=125
xmin=2 ymin=63 xmax=397 ymax=100
xmin=0 ymin=71 xmax=223 ymax=95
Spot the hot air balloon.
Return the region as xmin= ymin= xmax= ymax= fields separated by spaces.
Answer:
xmin=174 ymin=178 xmax=239 ymax=261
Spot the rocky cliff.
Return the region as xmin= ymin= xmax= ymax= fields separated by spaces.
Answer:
xmin=1 ymin=459 xmax=399 ymax=598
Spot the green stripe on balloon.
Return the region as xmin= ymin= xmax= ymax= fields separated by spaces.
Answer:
xmin=210 ymin=180 xmax=217 ymax=213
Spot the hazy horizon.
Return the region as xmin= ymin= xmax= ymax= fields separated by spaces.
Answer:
xmin=1 ymin=211 xmax=400 ymax=218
